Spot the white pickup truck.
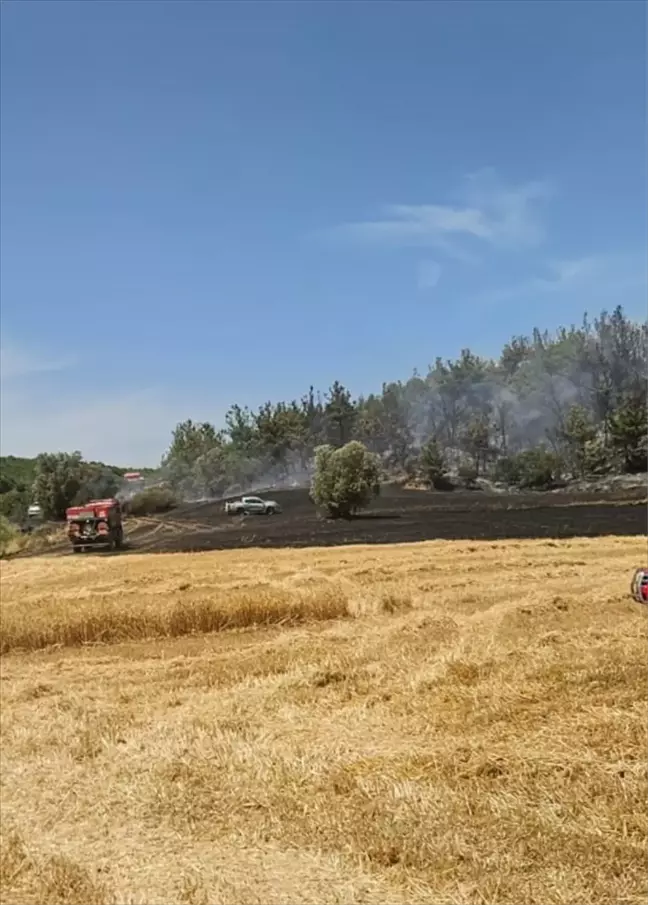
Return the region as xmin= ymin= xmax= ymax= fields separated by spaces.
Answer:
xmin=224 ymin=495 xmax=281 ymax=516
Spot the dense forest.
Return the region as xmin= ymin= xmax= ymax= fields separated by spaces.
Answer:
xmin=1 ymin=305 xmax=646 ymax=522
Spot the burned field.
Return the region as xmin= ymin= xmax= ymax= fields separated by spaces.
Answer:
xmin=126 ymin=485 xmax=648 ymax=554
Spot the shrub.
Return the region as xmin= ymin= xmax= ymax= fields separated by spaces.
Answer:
xmin=581 ymin=437 xmax=613 ymax=477
xmin=495 ymin=449 xmax=563 ymax=490
xmin=557 ymin=405 xmax=597 ymax=477
xmin=310 ymin=441 xmax=381 ymax=519
xmin=127 ymin=487 xmax=178 ymax=516
xmin=0 ymin=515 xmax=19 ymax=557
xmin=0 ymin=488 xmax=29 ymax=524
xmin=418 ymin=439 xmax=451 ymax=490
xmin=457 ymin=464 xmax=478 ymax=485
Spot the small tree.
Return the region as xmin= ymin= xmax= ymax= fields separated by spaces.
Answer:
xmin=310 ymin=441 xmax=380 ymax=519
xmin=419 ymin=439 xmax=449 ymax=490
xmin=609 ymin=394 xmax=648 ymax=473
xmin=557 ymin=405 xmax=597 ymax=477
xmin=461 ymin=416 xmax=492 ymax=476
xmin=581 ymin=436 xmax=612 ymax=477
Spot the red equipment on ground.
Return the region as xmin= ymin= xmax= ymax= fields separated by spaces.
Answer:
xmin=65 ymin=498 xmax=124 ymax=553
xmin=630 ymin=567 xmax=648 ymax=604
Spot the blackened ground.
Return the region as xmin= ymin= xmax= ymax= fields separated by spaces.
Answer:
xmin=125 ymin=486 xmax=647 ymax=553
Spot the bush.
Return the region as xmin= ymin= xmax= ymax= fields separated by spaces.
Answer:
xmin=418 ymin=440 xmax=451 ymax=490
xmin=581 ymin=437 xmax=613 ymax=477
xmin=0 ymin=488 xmax=29 ymax=524
xmin=310 ymin=441 xmax=381 ymax=519
xmin=0 ymin=515 xmax=19 ymax=557
xmin=457 ymin=464 xmax=478 ymax=485
xmin=127 ymin=487 xmax=178 ymax=516
xmin=495 ymin=449 xmax=563 ymax=490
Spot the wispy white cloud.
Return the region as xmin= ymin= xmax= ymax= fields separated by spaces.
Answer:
xmin=325 ymin=168 xmax=552 ymax=262
xmin=417 ymin=259 xmax=442 ymax=290
xmin=470 ymin=251 xmax=647 ymax=307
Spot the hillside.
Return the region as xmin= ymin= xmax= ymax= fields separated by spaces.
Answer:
xmin=0 ymin=456 xmax=38 ymax=494
xmin=0 ymin=456 xmax=156 ymax=493
xmin=0 ymin=456 xmax=158 ymax=524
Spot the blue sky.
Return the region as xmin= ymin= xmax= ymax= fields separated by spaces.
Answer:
xmin=1 ymin=0 xmax=646 ymax=465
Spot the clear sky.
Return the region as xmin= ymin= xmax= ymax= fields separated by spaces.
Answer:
xmin=1 ymin=0 xmax=646 ymax=466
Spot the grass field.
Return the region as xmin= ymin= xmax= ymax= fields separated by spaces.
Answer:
xmin=1 ymin=537 xmax=647 ymax=905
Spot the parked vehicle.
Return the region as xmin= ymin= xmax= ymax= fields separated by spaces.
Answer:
xmin=20 ymin=503 xmax=44 ymax=534
xmin=224 ymin=495 xmax=281 ymax=516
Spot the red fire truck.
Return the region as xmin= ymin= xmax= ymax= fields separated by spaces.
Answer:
xmin=65 ymin=498 xmax=124 ymax=553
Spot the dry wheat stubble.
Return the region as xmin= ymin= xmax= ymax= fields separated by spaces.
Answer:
xmin=1 ymin=536 xmax=647 ymax=905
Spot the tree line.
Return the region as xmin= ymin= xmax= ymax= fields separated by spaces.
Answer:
xmin=0 ymin=456 xmax=157 ymax=523
xmin=162 ymin=304 xmax=647 ymax=498
xmin=1 ymin=304 xmax=646 ymax=522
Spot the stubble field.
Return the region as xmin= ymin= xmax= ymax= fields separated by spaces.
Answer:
xmin=1 ymin=535 xmax=647 ymax=905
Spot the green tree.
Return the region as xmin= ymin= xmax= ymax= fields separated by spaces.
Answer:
xmin=191 ymin=445 xmax=231 ymax=498
xmin=254 ymin=401 xmax=309 ymax=469
xmin=164 ymin=419 xmax=221 ymax=465
xmin=324 ymin=382 xmax=357 ymax=447
xmin=354 ymin=394 xmax=387 ymax=455
xmin=461 ymin=416 xmax=492 ymax=476
xmin=310 ymin=441 xmax=381 ymax=519
xmin=300 ymin=386 xmax=326 ymax=455
xmin=31 ymin=452 xmax=87 ymax=520
xmin=557 ymin=405 xmax=597 ymax=477
xmin=0 ymin=488 xmax=30 ymax=524
xmin=379 ymin=383 xmax=413 ymax=468
xmin=75 ymin=464 xmax=121 ymax=503
xmin=495 ymin=449 xmax=563 ymax=490
xmin=419 ymin=439 xmax=448 ymax=490
xmin=609 ymin=393 xmax=648 ymax=473
xmin=163 ymin=419 xmax=223 ymax=489
xmin=499 ymin=336 xmax=532 ymax=379
xmin=225 ymin=405 xmax=258 ymax=456
xmin=582 ymin=437 xmax=613 ymax=477
xmin=0 ymin=456 xmax=36 ymax=494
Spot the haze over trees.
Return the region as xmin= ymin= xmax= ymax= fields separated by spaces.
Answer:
xmin=0 ymin=305 xmax=646 ymax=522
xmin=160 ymin=304 xmax=647 ymax=499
